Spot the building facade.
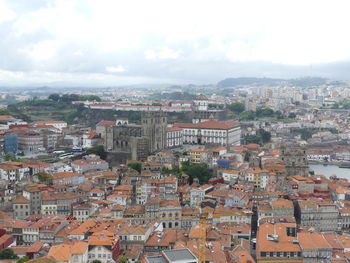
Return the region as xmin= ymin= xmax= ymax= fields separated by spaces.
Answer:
xmin=174 ymin=120 xmax=241 ymax=146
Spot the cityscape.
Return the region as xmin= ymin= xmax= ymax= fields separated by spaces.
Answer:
xmin=1 ymin=1 xmax=350 ymax=263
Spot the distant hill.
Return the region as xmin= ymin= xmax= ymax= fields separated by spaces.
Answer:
xmin=217 ymin=77 xmax=328 ymax=88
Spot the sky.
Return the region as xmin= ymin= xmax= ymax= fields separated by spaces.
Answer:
xmin=1 ymin=0 xmax=350 ymax=87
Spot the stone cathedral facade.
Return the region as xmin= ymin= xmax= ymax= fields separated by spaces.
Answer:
xmin=103 ymin=111 xmax=167 ymax=162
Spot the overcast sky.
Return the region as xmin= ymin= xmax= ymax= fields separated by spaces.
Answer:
xmin=1 ymin=0 xmax=350 ymax=87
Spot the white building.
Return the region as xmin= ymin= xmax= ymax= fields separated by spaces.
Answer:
xmin=190 ymin=184 xmax=214 ymax=207
xmin=174 ymin=120 xmax=241 ymax=146
xmin=193 ymin=95 xmax=208 ymax=111
xmin=166 ymin=127 xmax=183 ymax=148
xmin=33 ymin=121 xmax=67 ymax=131
xmin=88 ymin=231 xmax=116 ymax=263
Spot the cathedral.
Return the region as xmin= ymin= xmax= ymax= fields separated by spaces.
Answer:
xmin=103 ymin=111 xmax=167 ymax=162
xmin=280 ymin=144 xmax=309 ymax=177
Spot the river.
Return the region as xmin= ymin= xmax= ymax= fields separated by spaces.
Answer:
xmin=309 ymin=164 xmax=350 ymax=180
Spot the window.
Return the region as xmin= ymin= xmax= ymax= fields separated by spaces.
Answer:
xmin=261 ymin=252 xmax=266 ymax=257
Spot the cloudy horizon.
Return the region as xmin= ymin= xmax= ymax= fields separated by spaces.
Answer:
xmin=1 ymin=0 xmax=350 ymax=87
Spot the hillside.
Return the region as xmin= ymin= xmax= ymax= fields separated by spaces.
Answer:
xmin=217 ymin=77 xmax=328 ymax=88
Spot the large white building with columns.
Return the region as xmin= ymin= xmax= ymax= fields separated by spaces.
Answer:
xmin=173 ymin=120 xmax=241 ymax=146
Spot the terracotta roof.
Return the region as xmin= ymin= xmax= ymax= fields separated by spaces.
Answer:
xmin=88 ymin=230 xmax=115 ymax=246
xmin=96 ymin=120 xmax=115 ymax=126
xmin=0 ymin=115 xmax=15 ymax=119
xmin=27 ymin=256 xmax=57 ymax=263
xmin=159 ymin=200 xmax=180 ymax=207
xmin=54 ymin=172 xmax=84 ymax=179
xmin=271 ymin=199 xmax=294 ymax=210
xmin=145 ymin=229 xmax=176 ymax=247
xmin=91 ymin=189 xmax=104 ymax=194
xmin=118 ymin=224 xmax=150 ymax=235
xmin=0 ymin=234 xmax=13 ymax=245
xmin=48 ymin=241 xmax=87 ymax=261
xmin=256 ymin=222 xmax=301 ymax=256
xmin=13 ymin=196 xmax=30 ymax=204
xmin=33 ymin=121 xmax=66 ymax=124
xmin=298 ymin=232 xmax=331 ymax=250
xmin=166 ymin=126 xmax=183 ymax=133
xmin=69 ymin=221 xmax=97 ymax=236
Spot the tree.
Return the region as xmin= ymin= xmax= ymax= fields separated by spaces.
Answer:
xmin=288 ymin=112 xmax=297 ymax=119
xmin=17 ymin=256 xmax=29 ymax=263
xmin=92 ymin=260 xmax=102 ymax=263
xmin=256 ymin=107 xmax=274 ymax=118
xmin=4 ymin=154 xmax=20 ymax=162
xmin=36 ymin=173 xmax=52 ymax=184
xmin=48 ymin=94 xmax=61 ymax=102
xmin=181 ymin=161 xmax=213 ymax=184
xmin=0 ymin=108 xmax=11 ymax=115
xmin=258 ymin=129 xmax=271 ymax=143
xmin=128 ymin=162 xmax=142 ymax=173
xmin=239 ymin=111 xmax=256 ymax=121
xmin=275 ymin=110 xmax=283 ymax=119
xmin=118 ymin=256 xmax=128 ymax=263
xmin=85 ymin=145 xmax=107 ymax=160
xmin=227 ymin=102 xmax=245 ymax=113
xmin=0 ymin=248 xmax=18 ymax=259
xmin=244 ymin=135 xmax=261 ymax=144
xmin=298 ymin=129 xmax=313 ymax=141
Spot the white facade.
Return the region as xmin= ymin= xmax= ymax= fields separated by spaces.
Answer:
xmin=175 ymin=121 xmax=241 ymax=146
xmin=166 ymin=128 xmax=183 ymax=148
xmin=88 ymin=246 xmax=112 ymax=263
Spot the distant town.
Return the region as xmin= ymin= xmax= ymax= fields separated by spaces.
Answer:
xmin=1 ymin=78 xmax=350 ymax=263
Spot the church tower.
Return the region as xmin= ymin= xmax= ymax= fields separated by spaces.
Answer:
xmin=141 ymin=111 xmax=167 ymax=153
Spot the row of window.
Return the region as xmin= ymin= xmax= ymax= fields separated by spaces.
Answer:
xmin=74 ymin=211 xmax=89 ymax=216
xmin=119 ymin=235 xmax=142 ymax=241
xmin=260 ymin=252 xmax=302 ymax=258
xmin=167 ymin=132 xmax=182 ymax=138
xmin=184 ymin=130 xmax=227 ymax=136
xmin=89 ymin=253 xmax=111 ymax=259
xmin=14 ymin=205 xmax=29 ymax=209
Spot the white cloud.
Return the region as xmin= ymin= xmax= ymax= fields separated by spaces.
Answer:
xmin=144 ymin=50 xmax=157 ymax=60
xmin=0 ymin=0 xmax=16 ymax=23
xmin=22 ymin=40 xmax=57 ymax=61
xmin=145 ymin=47 xmax=182 ymax=60
xmin=106 ymin=65 xmax=126 ymax=73
xmin=2 ymin=0 xmax=350 ymax=85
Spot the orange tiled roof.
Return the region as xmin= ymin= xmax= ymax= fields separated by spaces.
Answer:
xmin=13 ymin=195 xmax=30 ymax=203
xmin=48 ymin=241 xmax=87 ymax=261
